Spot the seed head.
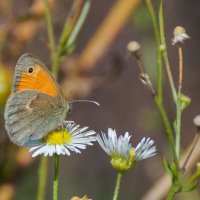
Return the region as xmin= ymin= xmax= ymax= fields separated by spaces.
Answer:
xmin=127 ymin=41 xmax=141 ymax=54
xmin=172 ymin=26 xmax=190 ymax=45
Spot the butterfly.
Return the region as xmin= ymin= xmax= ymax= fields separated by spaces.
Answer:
xmin=4 ymin=53 xmax=69 ymax=146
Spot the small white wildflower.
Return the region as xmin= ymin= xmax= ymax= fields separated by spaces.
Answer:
xmin=97 ymin=128 xmax=156 ymax=171
xmin=28 ymin=123 xmax=96 ymax=157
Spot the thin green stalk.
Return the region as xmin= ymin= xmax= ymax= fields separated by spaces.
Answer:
xmin=37 ymin=157 xmax=48 ymax=200
xmin=43 ymin=0 xmax=56 ymax=60
xmin=52 ymin=0 xmax=92 ymax=77
xmin=66 ymin=0 xmax=91 ymax=49
xmin=175 ymin=96 xmax=182 ymax=159
xmin=113 ymin=171 xmax=123 ymax=200
xmin=145 ymin=0 xmax=163 ymax=102
xmin=158 ymin=0 xmax=177 ymax=101
xmin=51 ymin=54 xmax=60 ymax=78
xmin=175 ymin=104 xmax=181 ymax=160
xmin=53 ymin=154 xmax=60 ymax=200
xmin=58 ymin=0 xmax=85 ymax=49
xmin=175 ymin=47 xmax=183 ymax=159
xmin=154 ymin=96 xmax=178 ymax=166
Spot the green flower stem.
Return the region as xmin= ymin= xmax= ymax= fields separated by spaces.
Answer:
xmin=158 ymin=0 xmax=177 ymax=101
xmin=145 ymin=0 xmax=163 ymax=102
xmin=58 ymin=0 xmax=85 ymax=48
xmin=53 ymin=154 xmax=60 ymax=200
xmin=113 ymin=171 xmax=123 ymax=200
xmin=175 ymin=47 xmax=183 ymax=159
xmin=175 ymin=95 xmax=182 ymax=159
xmin=166 ymin=185 xmax=179 ymax=200
xmin=66 ymin=0 xmax=91 ymax=50
xmin=43 ymin=0 xmax=56 ymax=60
xmin=37 ymin=157 xmax=48 ymax=200
xmin=178 ymin=47 xmax=183 ymax=92
xmin=154 ymin=96 xmax=178 ymax=166
xmin=52 ymin=0 xmax=92 ymax=77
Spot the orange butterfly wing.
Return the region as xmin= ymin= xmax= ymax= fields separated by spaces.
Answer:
xmin=17 ymin=64 xmax=58 ymax=97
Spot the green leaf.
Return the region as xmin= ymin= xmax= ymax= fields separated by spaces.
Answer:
xmin=163 ymin=157 xmax=173 ymax=179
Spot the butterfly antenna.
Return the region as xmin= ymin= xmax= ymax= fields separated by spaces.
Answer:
xmin=70 ymin=100 xmax=100 ymax=106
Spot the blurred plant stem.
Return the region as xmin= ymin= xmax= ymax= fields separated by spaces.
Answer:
xmin=43 ymin=0 xmax=55 ymax=61
xmin=53 ymin=155 xmax=59 ymax=200
xmin=158 ymin=0 xmax=177 ymax=101
xmin=65 ymin=0 xmax=91 ymax=51
xmin=37 ymin=157 xmax=48 ymax=200
xmin=145 ymin=0 xmax=162 ymax=101
xmin=52 ymin=0 xmax=91 ymax=77
xmin=113 ymin=171 xmax=123 ymax=200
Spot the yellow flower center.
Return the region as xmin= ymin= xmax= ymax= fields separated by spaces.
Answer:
xmin=111 ymin=148 xmax=136 ymax=172
xmin=43 ymin=130 xmax=72 ymax=145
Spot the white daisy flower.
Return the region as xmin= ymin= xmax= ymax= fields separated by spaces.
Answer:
xmin=97 ymin=128 xmax=156 ymax=171
xmin=28 ymin=123 xmax=96 ymax=157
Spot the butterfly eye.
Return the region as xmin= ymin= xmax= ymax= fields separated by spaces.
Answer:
xmin=28 ymin=67 xmax=33 ymax=73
